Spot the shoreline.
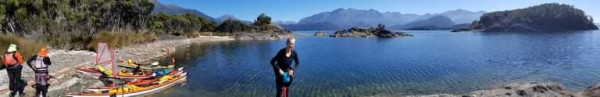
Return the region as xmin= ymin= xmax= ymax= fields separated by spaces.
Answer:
xmin=3 ymin=34 xmax=600 ymax=97
xmin=0 ymin=36 xmax=234 ymax=96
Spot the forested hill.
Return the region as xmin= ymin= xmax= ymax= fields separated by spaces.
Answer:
xmin=0 ymin=0 xmax=277 ymax=50
xmin=0 ymin=0 xmax=155 ymax=35
xmin=471 ymin=3 xmax=598 ymax=32
xmin=150 ymin=0 xmax=216 ymax=22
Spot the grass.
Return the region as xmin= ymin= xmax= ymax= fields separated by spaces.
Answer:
xmin=0 ymin=34 xmax=43 ymax=65
xmin=46 ymin=32 xmax=93 ymax=50
xmin=88 ymin=31 xmax=157 ymax=51
xmin=195 ymin=32 xmax=232 ymax=37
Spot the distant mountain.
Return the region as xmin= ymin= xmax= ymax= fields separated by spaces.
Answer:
xmin=280 ymin=22 xmax=341 ymax=31
xmin=391 ymin=15 xmax=455 ymax=30
xmin=151 ymin=0 xmax=216 ymax=22
xmin=216 ymin=15 xmax=252 ymax=24
xmin=296 ymin=8 xmax=396 ymax=29
xmin=440 ymin=9 xmax=486 ymax=24
xmin=472 ymin=3 xmax=598 ymax=32
xmin=283 ymin=8 xmax=483 ymax=31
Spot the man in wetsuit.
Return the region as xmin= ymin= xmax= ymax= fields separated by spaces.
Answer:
xmin=270 ymin=37 xmax=300 ymax=97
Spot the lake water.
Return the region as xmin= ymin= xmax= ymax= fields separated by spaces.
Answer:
xmin=156 ymin=30 xmax=600 ymax=96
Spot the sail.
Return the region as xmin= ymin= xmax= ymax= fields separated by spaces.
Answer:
xmin=96 ymin=43 xmax=118 ymax=77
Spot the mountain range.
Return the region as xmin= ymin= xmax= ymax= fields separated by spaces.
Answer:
xmin=285 ymin=8 xmax=485 ymax=31
xmin=150 ymin=1 xmax=484 ymax=30
xmin=150 ymin=0 xmax=216 ymax=22
xmin=391 ymin=15 xmax=456 ymax=30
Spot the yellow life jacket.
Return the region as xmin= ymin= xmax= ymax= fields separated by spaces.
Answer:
xmin=96 ymin=65 xmax=113 ymax=77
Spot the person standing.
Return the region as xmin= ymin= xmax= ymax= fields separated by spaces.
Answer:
xmin=27 ymin=47 xmax=51 ymax=97
xmin=270 ymin=38 xmax=300 ymax=97
xmin=2 ymin=44 xmax=25 ymax=97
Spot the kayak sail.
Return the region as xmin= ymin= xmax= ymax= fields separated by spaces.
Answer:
xmin=95 ymin=43 xmax=118 ymax=77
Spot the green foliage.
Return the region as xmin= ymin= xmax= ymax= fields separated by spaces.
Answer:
xmin=215 ymin=19 xmax=249 ymax=33
xmin=148 ymin=12 xmax=216 ymax=36
xmin=0 ymin=34 xmax=43 ymax=62
xmin=0 ymin=0 xmax=218 ymax=50
xmin=254 ymin=13 xmax=271 ymax=26
xmin=0 ymin=0 xmax=289 ymax=50
xmin=474 ymin=3 xmax=598 ymax=31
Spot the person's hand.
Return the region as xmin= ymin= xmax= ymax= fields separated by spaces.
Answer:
xmin=279 ymin=69 xmax=284 ymax=75
xmin=289 ymin=70 xmax=294 ymax=77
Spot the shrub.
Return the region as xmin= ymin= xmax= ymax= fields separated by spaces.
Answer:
xmin=88 ymin=31 xmax=157 ymax=51
xmin=0 ymin=34 xmax=43 ymax=65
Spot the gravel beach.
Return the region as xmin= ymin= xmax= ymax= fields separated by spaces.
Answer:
xmin=0 ymin=36 xmax=233 ymax=97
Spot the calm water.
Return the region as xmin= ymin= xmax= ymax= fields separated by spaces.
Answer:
xmin=157 ymin=30 xmax=600 ymax=96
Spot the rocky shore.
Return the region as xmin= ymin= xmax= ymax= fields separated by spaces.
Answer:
xmin=232 ymin=32 xmax=297 ymax=40
xmin=410 ymin=82 xmax=600 ymax=97
xmin=0 ymin=36 xmax=234 ymax=97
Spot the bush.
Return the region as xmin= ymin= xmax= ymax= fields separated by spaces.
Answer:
xmin=88 ymin=31 xmax=157 ymax=51
xmin=0 ymin=34 xmax=43 ymax=65
xmin=46 ymin=33 xmax=93 ymax=50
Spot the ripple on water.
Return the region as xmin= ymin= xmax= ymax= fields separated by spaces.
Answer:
xmin=156 ymin=30 xmax=600 ymax=96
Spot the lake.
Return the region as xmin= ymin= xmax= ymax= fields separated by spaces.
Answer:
xmin=156 ymin=30 xmax=600 ymax=96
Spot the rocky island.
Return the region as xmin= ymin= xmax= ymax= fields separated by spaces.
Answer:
xmin=330 ymin=24 xmax=413 ymax=38
xmin=314 ymin=31 xmax=327 ymax=37
xmin=470 ymin=3 xmax=598 ymax=32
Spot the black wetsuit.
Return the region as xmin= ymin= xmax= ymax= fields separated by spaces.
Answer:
xmin=270 ymin=48 xmax=299 ymax=97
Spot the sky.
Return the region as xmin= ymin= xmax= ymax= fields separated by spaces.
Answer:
xmin=159 ymin=0 xmax=599 ymax=23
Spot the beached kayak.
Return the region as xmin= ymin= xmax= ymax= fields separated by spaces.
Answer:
xmin=66 ymin=72 xmax=187 ymax=97
xmin=75 ymin=66 xmax=154 ymax=79
xmin=85 ymin=68 xmax=185 ymax=92
xmin=117 ymin=63 xmax=174 ymax=70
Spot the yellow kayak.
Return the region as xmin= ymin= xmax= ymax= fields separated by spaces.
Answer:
xmin=66 ymin=73 xmax=187 ymax=97
xmin=118 ymin=61 xmax=174 ymax=70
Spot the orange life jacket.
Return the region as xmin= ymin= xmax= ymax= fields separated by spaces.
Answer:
xmin=2 ymin=52 xmax=19 ymax=66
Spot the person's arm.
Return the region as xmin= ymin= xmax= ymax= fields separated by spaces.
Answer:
xmin=0 ymin=55 xmax=4 ymax=69
xmin=44 ymin=57 xmax=51 ymax=65
xmin=292 ymin=51 xmax=300 ymax=70
xmin=26 ymin=55 xmax=36 ymax=69
xmin=270 ymin=50 xmax=283 ymax=73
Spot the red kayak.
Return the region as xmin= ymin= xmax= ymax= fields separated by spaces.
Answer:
xmin=84 ymin=68 xmax=185 ymax=92
xmin=75 ymin=66 xmax=153 ymax=79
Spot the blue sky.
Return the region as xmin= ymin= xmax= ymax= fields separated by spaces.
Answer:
xmin=159 ymin=0 xmax=599 ymax=23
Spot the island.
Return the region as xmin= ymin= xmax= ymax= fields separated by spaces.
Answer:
xmin=470 ymin=3 xmax=598 ymax=32
xmin=330 ymin=24 xmax=413 ymax=38
xmin=314 ymin=32 xmax=327 ymax=37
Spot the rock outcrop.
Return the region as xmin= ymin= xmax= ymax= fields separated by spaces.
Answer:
xmin=314 ymin=32 xmax=327 ymax=37
xmin=578 ymin=83 xmax=600 ymax=97
xmin=468 ymin=82 xmax=574 ymax=97
xmin=415 ymin=82 xmax=600 ymax=97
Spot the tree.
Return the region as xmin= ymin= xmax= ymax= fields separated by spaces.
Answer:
xmin=254 ymin=13 xmax=271 ymax=26
xmin=216 ymin=19 xmax=248 ymax=33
